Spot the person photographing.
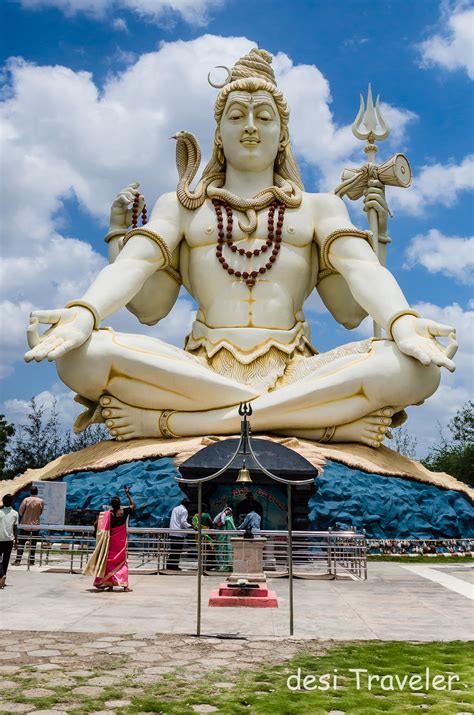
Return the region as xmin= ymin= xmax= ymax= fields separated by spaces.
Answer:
xmin=84 ymin=485 xmax=135 ymax=592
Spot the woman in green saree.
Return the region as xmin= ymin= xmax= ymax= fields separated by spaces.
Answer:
xmin=213 ymin=506 xmax=236 ymax=572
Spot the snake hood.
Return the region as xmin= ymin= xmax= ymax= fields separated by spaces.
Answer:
xmin=173 ymin=130 xmax=302 ymax=234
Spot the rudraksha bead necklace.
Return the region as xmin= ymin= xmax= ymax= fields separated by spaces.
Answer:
xmin=131 ymin=192 xmax=148 ymax=227
xmin=213 ymin=199 xmax=285 ymax=287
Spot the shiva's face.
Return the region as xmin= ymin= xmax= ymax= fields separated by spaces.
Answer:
xmin=219 ymin=90 xmax=281 ymax=172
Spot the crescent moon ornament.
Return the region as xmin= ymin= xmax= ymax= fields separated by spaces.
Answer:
xmin=207 ymin=65 xmax=232 ymax=89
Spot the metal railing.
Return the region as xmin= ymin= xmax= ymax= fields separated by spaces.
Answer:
xmin=15 ymin=524 xmax=367 ymax=580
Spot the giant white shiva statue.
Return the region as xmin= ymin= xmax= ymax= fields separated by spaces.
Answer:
xmin=25 ymin=49 xmax=458 ymax=448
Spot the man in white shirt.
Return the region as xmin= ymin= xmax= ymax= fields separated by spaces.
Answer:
xmin=167 ymin=497 xmax=192 ymax=571
xmin=0 ymin=494 xmax=18 ymax=588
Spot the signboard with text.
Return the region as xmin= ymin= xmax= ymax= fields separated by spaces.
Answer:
xmin=33 ymin=480 xmax=67 ymax=525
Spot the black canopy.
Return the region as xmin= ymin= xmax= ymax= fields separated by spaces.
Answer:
xmin=178 ymin=437 xmax=319 ymax=484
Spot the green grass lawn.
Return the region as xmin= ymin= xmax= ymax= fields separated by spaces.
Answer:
xmin=367 ymin=555 xmax=473 ymax=563
xmin=3 ymin=641 xmax=473 ymax=714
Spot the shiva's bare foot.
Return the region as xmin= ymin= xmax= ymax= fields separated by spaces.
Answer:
xmin=332 ymin=408 xmax=394 ymax=447
xmin=100 ymin=395 xmax=162 ymax=440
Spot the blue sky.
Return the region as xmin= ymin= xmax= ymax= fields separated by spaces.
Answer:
xmin=1 ymin=0 xmax=473 ymax=453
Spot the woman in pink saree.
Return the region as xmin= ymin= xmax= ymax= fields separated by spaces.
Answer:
xmin=84 ymin=486 xmax=135 ymax=591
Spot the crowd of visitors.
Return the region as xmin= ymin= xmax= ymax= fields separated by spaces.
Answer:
xmin=166 ymin=491 xmax=262 ymax=572
xmin=0 ymin=487 xmax=262 ymax=590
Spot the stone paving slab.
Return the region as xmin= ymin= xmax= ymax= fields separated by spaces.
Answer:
xmin=1 ymin=562 xmax=473 ymax=641
xmin=0 ymin=629 xmax=326 ymax=715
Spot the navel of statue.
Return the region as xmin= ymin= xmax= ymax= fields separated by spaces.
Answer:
xmin=24 ymin=46 xmax=457 ymax=449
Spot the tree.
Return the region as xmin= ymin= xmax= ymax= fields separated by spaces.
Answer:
xmin=6 ymin=398 xmax=108 ymax=478
xmin=0 ymin=414 xmax=15 ymax=480
xmin=63 ymin=424 xmax=109 ymax=453
xmin=422 ymin=401 xmax=474 ymax=486
xmin=7 ymin=398 xmax=61 ymax=476
xmin=449 ymin=400 xmax=474 ymax=445
xmin=391 ymin=425 xmax=417 ymax=459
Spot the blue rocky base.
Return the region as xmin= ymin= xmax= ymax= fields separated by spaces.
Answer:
xmin=17 ymin=456 xmax=470 ymax=540
xmin=309 ymin=461 xmax=473 ymax=539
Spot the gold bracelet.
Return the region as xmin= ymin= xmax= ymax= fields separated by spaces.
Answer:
xmin=159 ymin=410 xmax=178 ymax=439
xmin=64 ymin=300 xmax=101 ymax=330
xmin=319 ymin=426 xmax=336 ymax=444
xmin=386 ymin=309 xmax=420 ymax=340
xmin=122 ymin=228 xmax=172 ymax=268
xmin=321 ymin=228 xmax=373 ymax=271
xmin=104 ymin=229 xmax=126 ymax=244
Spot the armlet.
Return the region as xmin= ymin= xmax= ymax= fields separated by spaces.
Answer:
xmin=122 ymin=228 xmax=172 ymax=269
xmin=318 ymin=228 xmax=374 ymax=277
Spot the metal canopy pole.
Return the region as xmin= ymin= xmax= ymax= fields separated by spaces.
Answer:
xmin=197 ymin=481 xmax=203 ymax=637
xmin=287 ymin=484 xmax=294 ymax=636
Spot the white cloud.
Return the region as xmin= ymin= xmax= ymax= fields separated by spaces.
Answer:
xmin=0 ymin=236 xmax=107 ymax=376
xmin=112 ymin=17 xmax=128 ymax=32
xmin=388 ymin=154 xmax=474 ymax=216
xmin=405 ymin=229 xmax=474 ymax=284
xmin=419 ymin=6 xmax=474 ymax=80
xmin=19 ymin=0 xmax=223 ymax=26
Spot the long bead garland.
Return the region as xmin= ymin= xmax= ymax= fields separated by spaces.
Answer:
xmin=213 ymin=199 xmax=285 ymax=287
xmin=131 ymin=192 xmax=148 ymax=227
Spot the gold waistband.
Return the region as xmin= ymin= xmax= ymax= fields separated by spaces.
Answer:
xmin=184 ymin=320 xmax=316 ymax=364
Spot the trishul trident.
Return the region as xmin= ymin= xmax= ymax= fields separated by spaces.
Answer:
xmin=335 ymin=84 xmax=412 ymax=338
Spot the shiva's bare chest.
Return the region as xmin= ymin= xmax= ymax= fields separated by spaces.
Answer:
xmin=182 ymin=200 xmax=314 ymax=251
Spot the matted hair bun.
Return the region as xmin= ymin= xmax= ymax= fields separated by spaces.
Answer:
xmin=208 ymin=48 xmax=276 ymax=89
xmin=230 ymin=48 xmax=276 ymax=85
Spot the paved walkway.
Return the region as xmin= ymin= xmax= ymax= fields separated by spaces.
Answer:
xmin=2 ymin=562 xmax=473 ymax=641
xmin=0 ymin=630 xmax=324 ymax=714
xmin=401 ymin=563 xmax=474 ymax=600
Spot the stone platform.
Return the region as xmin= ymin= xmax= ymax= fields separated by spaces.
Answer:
xmin=209 ymin=537 xmax=279 ymax=607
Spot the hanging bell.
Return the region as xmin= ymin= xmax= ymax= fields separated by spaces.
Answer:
xmin=236 ymin=467 xmax=252 ymax=483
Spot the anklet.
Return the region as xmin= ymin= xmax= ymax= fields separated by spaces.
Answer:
xmin=320 ymin=426 xmax=336 ymax=443
xmin=159 ymin=410 xmax=178 ymax=439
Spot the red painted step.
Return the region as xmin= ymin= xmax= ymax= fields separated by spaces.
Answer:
xmin=208 ymin=583 xmax=278 ymax=608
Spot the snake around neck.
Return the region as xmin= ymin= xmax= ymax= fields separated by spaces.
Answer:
xmin=174 ymin=130 xmax=302 ymax=234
